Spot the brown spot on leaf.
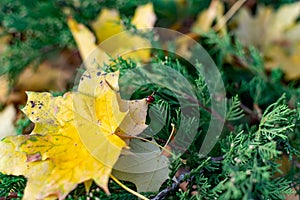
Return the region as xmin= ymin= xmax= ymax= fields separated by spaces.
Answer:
xmin=26 ymin=153 xmax=42 ymax=162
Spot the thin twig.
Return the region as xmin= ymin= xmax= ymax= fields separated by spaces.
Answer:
xmin=184 ymin=94 xmax=235 ymax=131
xmin=240 ymin=103 xmax=260 ymax=122
xmin=253 ymin=103 xmax=262 ymax=119
xmin=150 ymin=171 xmax=189 ymax=200
xmin=214 ymin=0 xmax=247 ymax=31
xmin=150 ymin=156 xmax=224 ymax=200
xmin=211 ymin=155 xmax=224 ymax=162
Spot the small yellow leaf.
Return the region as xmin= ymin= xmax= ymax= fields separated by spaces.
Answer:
xmin=131 ymin=3 xmax=156 ymax=29
xmin=191 ymin=0 xmax=225 ymax=34
xmin=97 ymin=32 xmax=151 ymax=63
xmin=68 ymin=18 xmax=110 ymax=69
xmin=92 ymin=9 xmax=122 ymax=42
xmin=89 ymin=4 xmax=156 ymax=63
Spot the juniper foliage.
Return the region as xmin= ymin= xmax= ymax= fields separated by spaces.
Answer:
xmin=0 ymin=1 xmax=299 ymax=200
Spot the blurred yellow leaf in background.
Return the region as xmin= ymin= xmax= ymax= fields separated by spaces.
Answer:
xmin=0 ymin=105 xmax=16 ymax=139
xmin=191 ymin=0 xmax=225 ymax=34
xmin=69 ymin=3 xmax=156 ymax=67
xmin=68 ymin=18 xmax=110 ymax=69
xmin=235 ymin=2 xmax=300 ymax=80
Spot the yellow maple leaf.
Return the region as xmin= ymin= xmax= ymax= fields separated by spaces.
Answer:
xmin=0 ymin=70 xmax=149 ymax=199
xmin=20 ymin=91 xmax=124 ymax=199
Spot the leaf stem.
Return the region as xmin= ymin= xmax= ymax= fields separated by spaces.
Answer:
xmin=133 ymin=136 xmax=176 ymax=157
xmin=116 ymin=133 xmax=176 ymax=157
xmin=110 ymin=174 xmax=150 ymax=200
xmin=164 ymin=123 xmax=175 ymax=149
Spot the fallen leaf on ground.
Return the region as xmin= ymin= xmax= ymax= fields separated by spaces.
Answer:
xmin=0 ymin=28 xmax=10 ymax=54
xmin=20 ymin=91 xmax=119 ymax=199
xmin=68 ymin=19 xmax=110 ymax=69
xmin=131 ymin=3 xmax=156 ymax=30
xmin=234 ymin=2 xmax=300 ymax=80
xmin=69 ymin=3 xmax=156 ymax=66
xmin=265 ymin=44 xmax=300 ymax=80
xmin=0 ymin=136 xmax=55 ymax=200
xmin=0 ymin=105 xmax=16 ymax=139
xmin=113 ymin=139 xmax=170 ymax=192
xmin=286 ymin=193 xmax=299 ymax=200
xmin=1 ymin=50 xmax=79 ymax=106
xmin=0 ymin=70 xmax=149 ymax=199
xmin=0 ymin=76 xmax=9 ymax=104
xmin=91 ymin=9 xmax=122 ymax=42
xmin=235 ymin=2 xmax=300 ymax=50
xmin=16 ymin=60 xmax=71 ymax=92
xmin=191 ymin=0 xmax=225 ymax=34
